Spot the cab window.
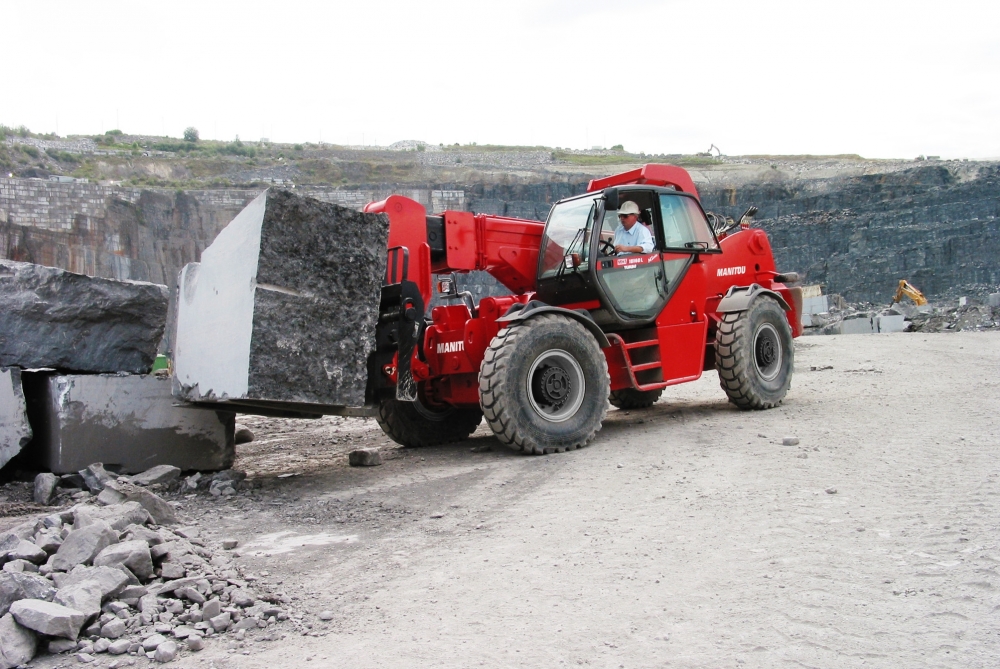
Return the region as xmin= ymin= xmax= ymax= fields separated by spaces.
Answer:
xmin=538 ymin=196 xmax=598 ymax=278
xmin=659 ymin=194 xmax=719 ymax=251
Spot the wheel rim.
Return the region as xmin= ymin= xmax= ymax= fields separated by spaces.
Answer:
xmin=753 ymin=323 xmax=782 ymax=381
xmin=526 ymin=349 xmax=585 ymax=422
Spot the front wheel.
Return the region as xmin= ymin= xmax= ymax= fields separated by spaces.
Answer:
xmin=715 ymin=297 xmax=794 ymax=409
xmin=479 ymin=314 xmax=609 ymax=454
xmin=376 ymin=397 xmax=482 ymax=447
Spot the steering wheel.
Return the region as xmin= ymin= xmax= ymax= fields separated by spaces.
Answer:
xmin=599 ymin=238 xmax=617 ymax=256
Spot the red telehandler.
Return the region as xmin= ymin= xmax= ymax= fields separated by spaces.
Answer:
xmin=362 ymin=164 xmax=802 ymax=454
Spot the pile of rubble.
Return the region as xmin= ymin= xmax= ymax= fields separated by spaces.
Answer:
xmin=801 ymin=294 xmax=1000 ymax=336
xmin=0 ymin=463 xmax=294 ymax=667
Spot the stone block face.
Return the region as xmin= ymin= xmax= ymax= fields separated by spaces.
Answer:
xmin=0 ymin=612 xmax=37 ymax=669
xmin=0 ymin=572 xmax=56 ymax=616
xmin=0 ymin=260 xmax=168 ymax=373
xmin=54 ymin=566 xmax=128 ymax=600
xmin=172 ymin=189 xmax=388 ymax=410
xmin=53 ymin=580 xmax=103 ymax=622
xmin=876 ymin=314 xmax=908 ymax=333
xmin=837 ymin=316 xmax=875 ymax=335
xmin=0 ymin=368 xmax=31 ymax=470
xmin=21 ymin=372 xmax=234 ymax=474
xmin=92 ymin=540 xmax=153 ymax=581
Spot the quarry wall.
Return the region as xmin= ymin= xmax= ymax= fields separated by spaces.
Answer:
xmin=1 ymin=163 xmax=997 ymax=303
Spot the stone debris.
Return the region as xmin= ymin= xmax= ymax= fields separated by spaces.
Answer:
xmin=782 ymin=437 xmax=800 ymax=446
xmin=0 ymin=259 xmax=168 ymax=374
xmin=348 ymin=448 xmax=383 ymax=467
xmin=0 ymin=612 xmax=37 ymax=669
xmin=33 ymin=472 xmax=59 ymax=506
xmin=235 ymin=424 xmax=255 ymax=444
xmin=9 ymin=599 xmax=87 ymax=639
xmin=130 ymin=465 xmax=181 ymax=487
xmin=0 ymin=462 xmax=301 ymax=666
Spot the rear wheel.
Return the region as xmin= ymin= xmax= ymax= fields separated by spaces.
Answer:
xmin=609 ymin=388 xmax=663 ymax=409
xmin=479 ymin=314 xmax=609 ymax=454
xmin=376 ymin=397 xmax=482 ymax=447
xmin=715 ymin=297 xmax=794 ymax=409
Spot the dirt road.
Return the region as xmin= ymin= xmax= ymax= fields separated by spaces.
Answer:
xmin=29 ymin=331 xmax=1000 ymax=668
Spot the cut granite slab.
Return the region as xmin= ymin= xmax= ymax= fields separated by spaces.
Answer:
xmin=20 ymin=372 xmax=234 ymax=474
xmin=0 ymin=368 xmax=32 ymax=469
xmin=0 ymin=260 xmax=168 ymax=374
xmin=171 ymin=189 xmax=388 ymax=411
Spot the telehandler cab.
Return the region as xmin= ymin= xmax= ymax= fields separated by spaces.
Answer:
xmin=364 ymin=164 xmax=802 ymax=454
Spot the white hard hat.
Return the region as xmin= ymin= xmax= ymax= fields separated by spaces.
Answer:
xmin=619 ymin=201 xmax=641 ymax=216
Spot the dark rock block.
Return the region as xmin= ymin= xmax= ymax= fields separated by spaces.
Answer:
xmin=0 ymin=260 xmax=169 ymax=373
xmin=1 ymin=367 xmax=31 ymax=469
xmin=172 ymin=189 xmax=388 ymax=409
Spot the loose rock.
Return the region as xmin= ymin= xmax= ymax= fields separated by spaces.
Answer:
xmin=782 ymin=436 xmax=800 ymax=446
xmin=54 ymin=580 xmax=103 ymax=622
xmin=130 ymin=465 xmax=181 ymax=487
xmin=0 ymin=611 xmax=37 ymax=668
xmin=154 ymin=640 xmax=177 ymax=663
xmin=52 ymin=521 xmax=118 ymax=572
xmin=79 ymin=464 xmax=113 ymax=493
xmin=0 ymin=571 xmax=57 ymax=616
xmin=10 ymin=599 xmax=87 ymax=640
xmin=54 ymin=566 xmax=129 ymax=600
xmin=186 ymin=634 xmax=204 ymax=651
xmin=93 ymin=540 xmax=154 ymax=581
xmin=33 ymin=473 xmax=59 ymax=506
xmin=107 ymin=639 xmax=130 ymax=655
xmin=349 ymin=449 xmax=382 ymax=467
xmin=101 ymin=618 xmax=127 ymax=639
xmin=10 ymin=540 xmax=47 ymax=565
xmin=234 ymin=425 xmax=255 ymax=444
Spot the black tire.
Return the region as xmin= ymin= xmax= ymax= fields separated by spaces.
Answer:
xmin=715 ymin=297 xmax=794 ymax=409
xmin=479 ymin=314 xmax=609 ymax=455
xmin=609 ymin=388 xmax=663 ymax=409
xmin=376 ymin=397 xmax=482 ymax=448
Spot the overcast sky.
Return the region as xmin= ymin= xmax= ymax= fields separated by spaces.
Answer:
xmin=6 ymin=0 xmax=999 ymax=158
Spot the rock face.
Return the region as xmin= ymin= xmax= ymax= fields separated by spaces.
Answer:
xmin=0 ymin=367 xmax=31 ymax=470
xmin=51 ymin=521 xmax=118 ymax=572
xmin=92 ymin=540 xmax=154 ymax=580
xmin=20 ymin=372 xmax=234 ymax=474
xmin=0 ymin=612 xmax=37 ymax=669
xmin=699 ymin=164 xmax=1000 ymax=302
xmin=0 ymin=260 xmax=168 ymax=373
xmin=0 ymin=572 xmax=56 ymax=616
xmin=172 ymin=189 xmax=389 ymax=410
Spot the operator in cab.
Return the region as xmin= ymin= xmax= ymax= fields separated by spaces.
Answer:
xmin=613 ymin=201 xmax=654 ymax=254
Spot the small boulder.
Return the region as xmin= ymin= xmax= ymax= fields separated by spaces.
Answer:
xmin=782 ymin=436 xmax=800 ymax=446
xmin=54 ymin=580 xmax=103 ymax=622
xmin=234 ymin=425 xmax=255 ymax=444
xmin=47 ymin=637 xmax=78 ymax=653
xmin=73 ymin=502 xmax=149 ymax=532
xmin=9 ymin=599 xmax=86 ymax=640
xmin=200 ymin=598 xmax=221 ymax=620
xmin=0 ymin=612 xmax=37 ymax=668
xmin=33 ymin=473 xmax=59 ymax=506
xmin=54 ymin=565 xmax=129 ymax=600
xmin=0 ymin=571 xmax=57 ymax=616
xmin=100 ymin=618 xmax=127 ymax=639
xmin=51 ymin=521 xmax=118 ymax=572
xmin=141 ymin=634 xmax=166 ymax=651
xmin=93 ymin=541 xmax=153 ymax=581
xmin=154 ymin=639 xmax=177 ymax=663
xmin=107 ymin=638 xmax=130 ymax=654
xmin=186 ymin=634 xmax=204 ymax=651
xmin=230 ymin=589 xmax=254 ymax=607
xmin=209 ymin=611 xmax=230 ymax=631
xmin=96 ymin=487 xmax=127 ymax=506
xmin=9 ymin=540 xmax=46 ymax=565
xmin=130 ymin=465 xmax=181 ymax=487
xmin=349 ymin=448 xmax=382 ymax=467
xmin=78 ymin=464 xmax=113 ymax=493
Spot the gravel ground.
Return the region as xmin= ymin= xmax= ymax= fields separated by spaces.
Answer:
xmin=9 ymin=330 xmax=1000 ymax=668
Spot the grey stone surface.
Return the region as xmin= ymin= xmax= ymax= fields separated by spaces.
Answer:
xmin=349 ymin=448 xmax=383 ymax=467
xmin=54 ymin=580 xmax=103 ymax=622
xmin=130 ymin=465 xmax=181 ymax=486
xmin=200 ymin=599 xmax=221 ymax=621
xmin=186 ymin=634 xmax=204 ymax=651
xmin=79 ymin=463 xmax=113 ymax=493
xmin=172 ymin=189 xmax=388 ymax=409
xmin=74 ymin=501 xmax=150 ymax=531
xmin=989 ymin=293 xmax=1000 ymax=308
xmin=0 ymin=572 xmax=56 ymax=616
xmin=93 ymin=541 xmax=153 ymax=581
xmin=33 ymin=473 xmax=59 ymax=506
xmin=876 ymin=314 xmax=908 ymax=333
xmin=101 ymin=618 xmax=126 ymax=639
xmin=0 ymin=260 xmax=168 ymax=373
xmin=9 ymin=540 xmax=46 ymax=565
xmin=153 ymin=639 xmax=177 ymax=662
xmin=47 ymin=637 xmax=77 ymax=653
xmin=51 ymin=521 xmax=118 ymax=572
xmin=9 ymin=599 xmax=86 ymax=639
xmin=21 ymin=372 xmax=235 ymax=474
xmin=838 ymin=316 xmax=875 ymax=335
xmin=0 ymin=368 xmax=31 ymax=470
xmin=120 ymin=487 xmax=177 ymax=525
xmin=107 ymin=638 xmax=130 ymax=654
xmin=55 ymin=566 xmax=129 ymax=600
xmin=0 ymin=612 xmax=37 ymax=669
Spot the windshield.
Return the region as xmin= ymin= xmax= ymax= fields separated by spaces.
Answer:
xmin=538 ymin=195 xmax=598 ymax=278
xmin=659 ymin=194 xmax=720 ymax=251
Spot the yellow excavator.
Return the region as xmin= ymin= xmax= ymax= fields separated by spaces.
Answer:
xmin=891 ymin=279 xmax=928 ymax=306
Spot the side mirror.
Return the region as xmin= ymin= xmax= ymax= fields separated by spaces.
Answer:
xmin=563 ymin=253 xmax=581 ymax=269
xmin=603 ymin=187 xmax=619 ymax=211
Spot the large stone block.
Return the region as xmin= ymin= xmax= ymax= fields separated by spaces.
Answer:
xmin=21 ymin=372 xmax=234 ymax=474
xmin=171 ymin=189 xmax=388 ymax=411
xmin=0 ymin=260 xmax=168 ymax=374
xmin=0 ymin=368 xmax=31 ymax=469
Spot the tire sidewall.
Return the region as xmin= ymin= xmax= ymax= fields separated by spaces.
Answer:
xmin=503 ymin=319 xmax=608 ymax=447
xmin=744 ymin=299 xmax=794 ymax=401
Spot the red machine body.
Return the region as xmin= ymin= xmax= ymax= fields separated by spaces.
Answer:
xmin=364 ymin=165 xmax=801 ymax=413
